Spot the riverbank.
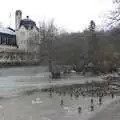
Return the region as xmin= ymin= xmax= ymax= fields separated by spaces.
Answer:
xmin=0 ymin=61 xmax=42 ymax=68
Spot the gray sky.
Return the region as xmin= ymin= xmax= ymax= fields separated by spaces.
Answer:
xmin=0 ymin=0 xmax=114 ymax=32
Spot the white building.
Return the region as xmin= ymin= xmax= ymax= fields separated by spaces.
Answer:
xmin=15 ymin=10 xmax=40 ymax=53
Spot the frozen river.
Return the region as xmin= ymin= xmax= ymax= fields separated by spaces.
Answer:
xmin=0 ymin=66 xmax=103 ymax=97
xmin=0 ymin=66 xmax=119 ymax=120
xmin=0 ymin=66 xmax=50 ymax=97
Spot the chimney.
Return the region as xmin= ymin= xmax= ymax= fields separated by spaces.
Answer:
xmin=27 ymin=16 xmax=29 ymax=19
xmin=15 ymin=10 xmax=22 ymax=30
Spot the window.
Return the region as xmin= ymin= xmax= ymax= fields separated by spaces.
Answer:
xmin=1 ymin=35 xmax=6 ymax=45
xmin=0 ymin=36 xmax=1 ymax=44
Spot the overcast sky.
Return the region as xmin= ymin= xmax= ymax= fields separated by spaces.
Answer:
xmin=0 ymin=0 xmax=114 ymax=32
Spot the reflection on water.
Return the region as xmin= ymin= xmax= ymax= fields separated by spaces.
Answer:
xmin=0 ymin=66 xmax=49 ymax=97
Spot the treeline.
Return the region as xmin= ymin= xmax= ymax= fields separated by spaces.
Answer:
xmin=39 ymin=20 xmax=120 ymax=73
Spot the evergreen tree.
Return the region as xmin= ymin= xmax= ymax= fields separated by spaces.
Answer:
xmin=89 ymin=20 xmax=96 ymax=32
xmin=88 ymin=20 xmax=98 ymax=72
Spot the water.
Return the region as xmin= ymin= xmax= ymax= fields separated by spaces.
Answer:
xmin=0 ymin=66 xmax=50 ymax=97
xmin=0 ymin=66 xmax=118 ymax=120
xmin=0 ymin=65 xmax=104 ymax=98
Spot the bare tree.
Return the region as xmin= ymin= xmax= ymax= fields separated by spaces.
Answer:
xmin=39 ymin=19 xmax=58 ymax=70
xmin=108 ymin=0 xmax=120 ymax=27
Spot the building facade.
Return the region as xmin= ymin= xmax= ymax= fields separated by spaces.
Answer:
xmin=15 ymin=10 xmax=40 ymax=62
xmin=15 ymin=10 xmax=40 ymax=53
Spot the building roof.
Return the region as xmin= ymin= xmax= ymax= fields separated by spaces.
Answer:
xmin=20 ymin=17 xmax=36 ymax=30
xmin=0 ymin=27 xmax=16 ymax=35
